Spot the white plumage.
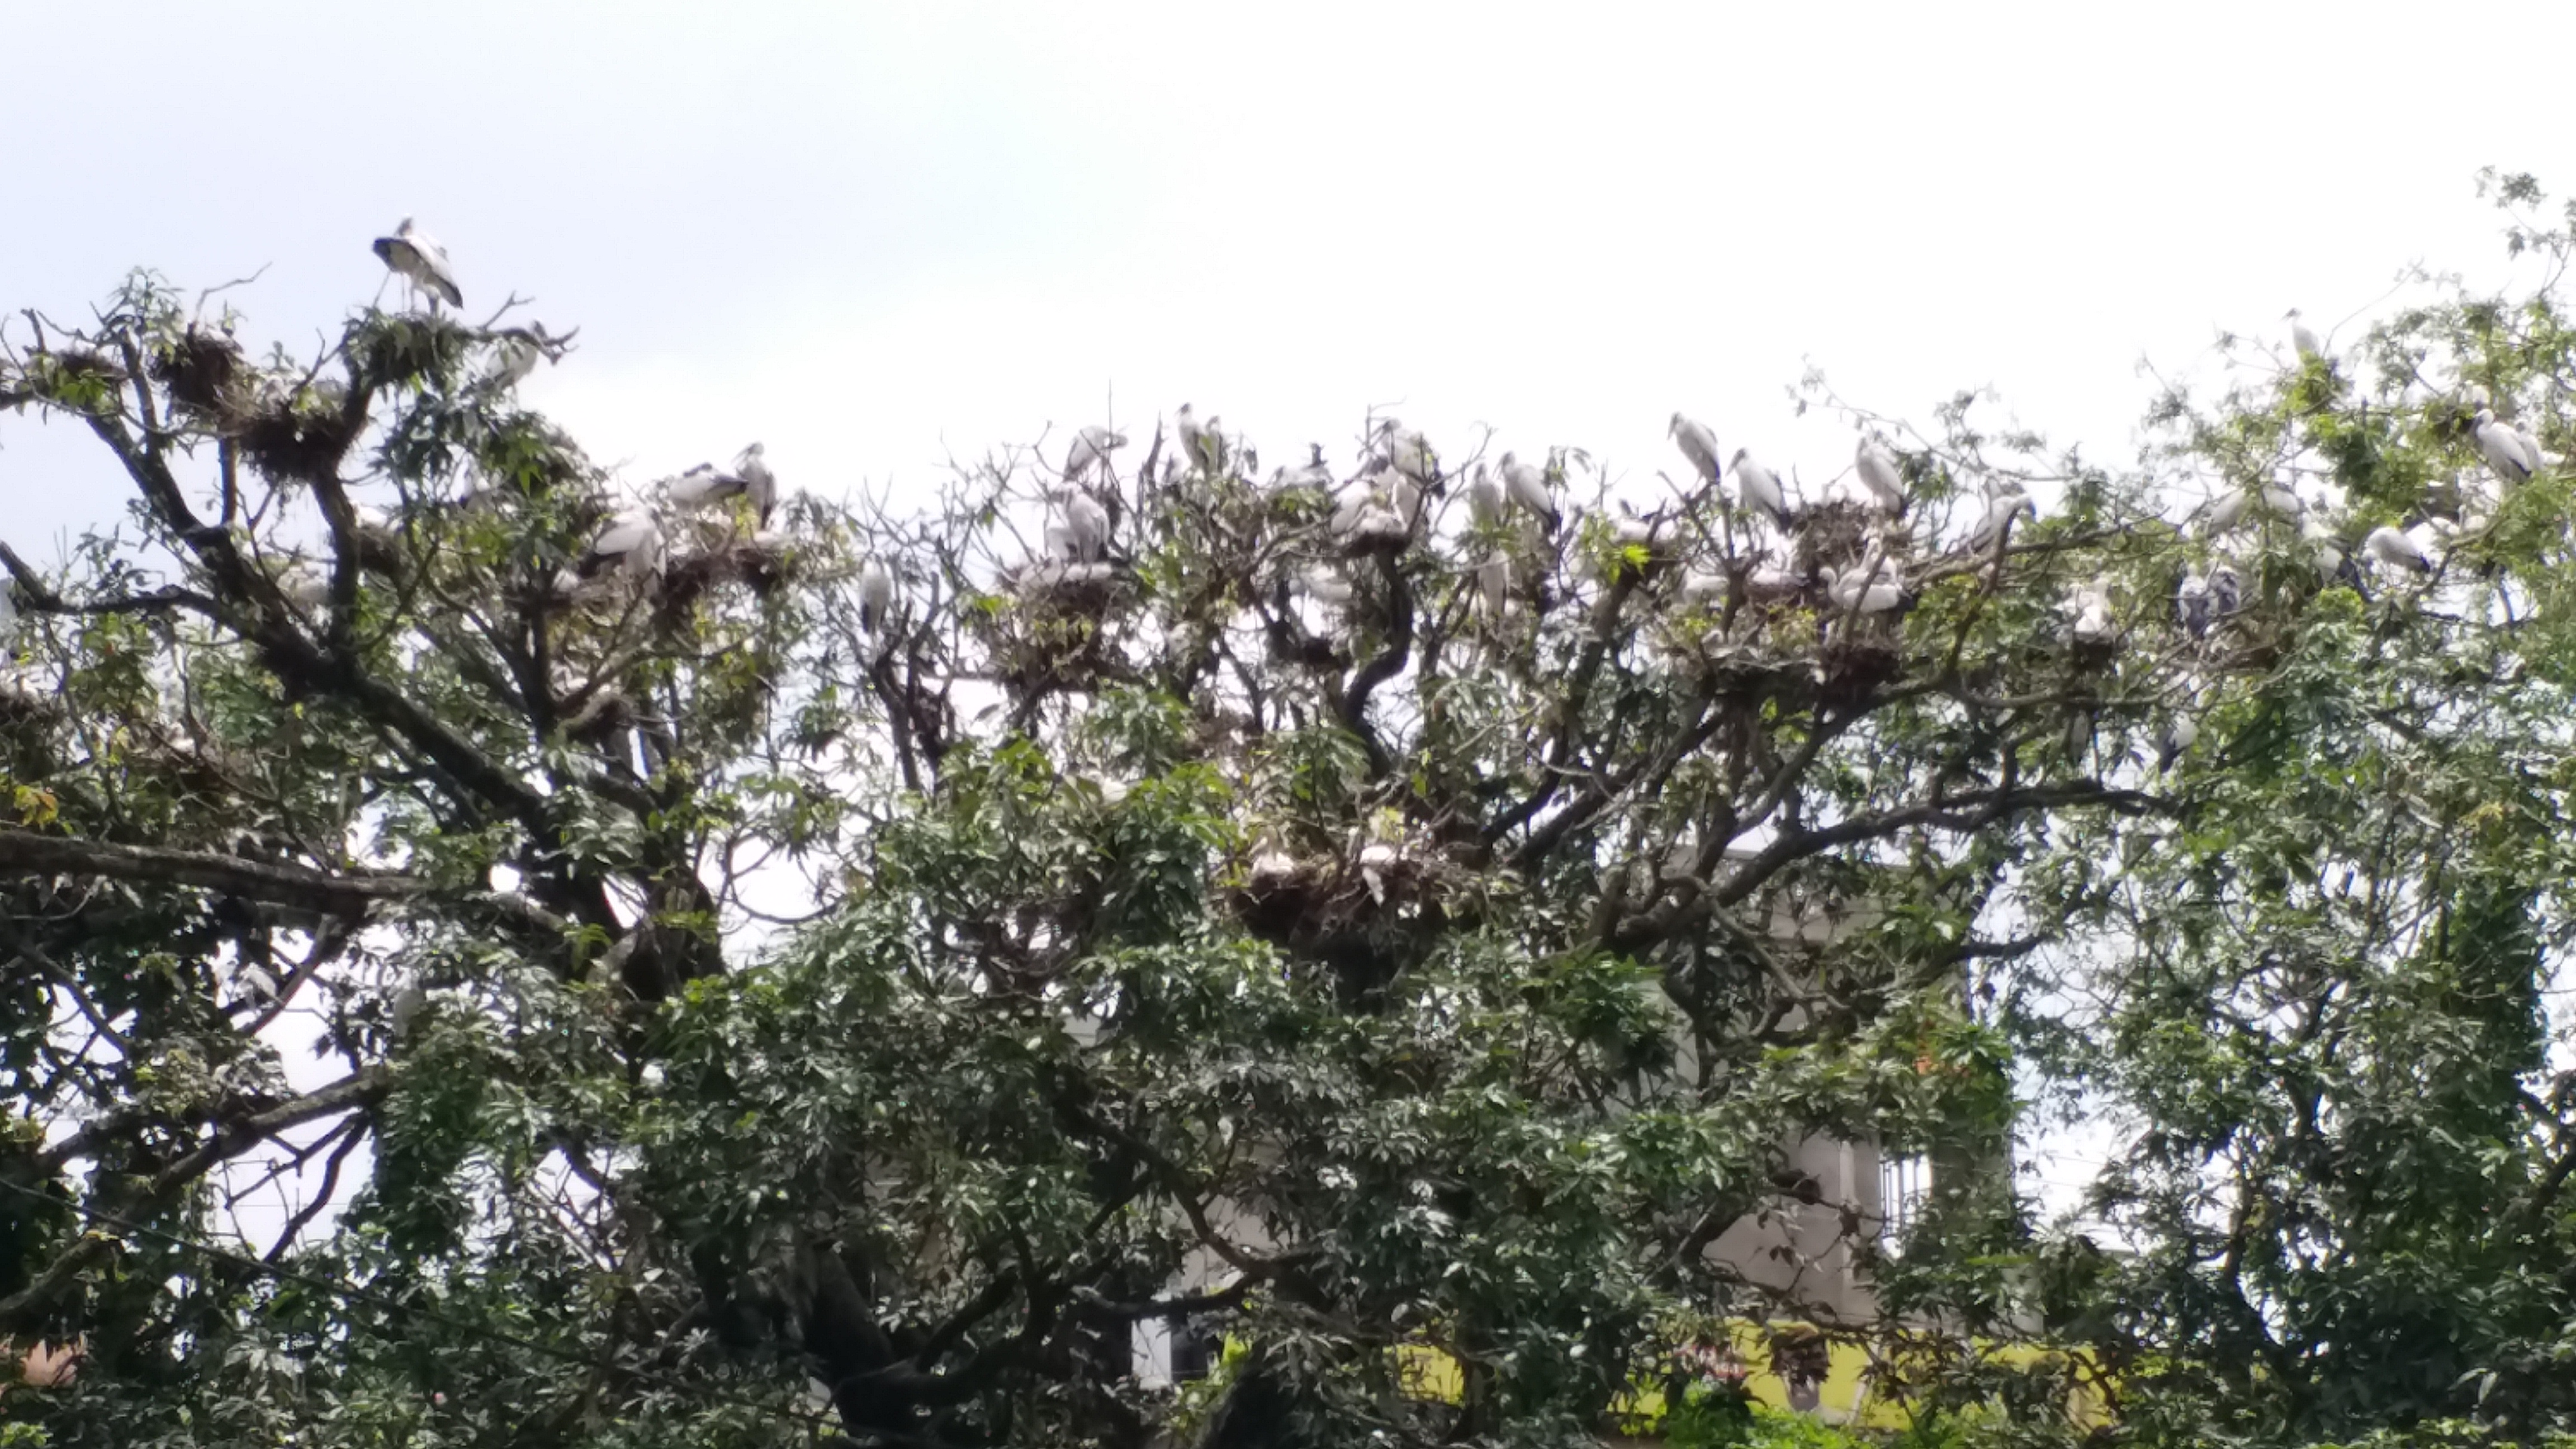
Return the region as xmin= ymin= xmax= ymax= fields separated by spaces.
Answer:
xmin=1468 ymin=464 xmax=1503 ymax=529
xmin=1497 ymin=452 xmax=1559 ymax=534
xmin=1964 ymin=487 xmax=2035 ymax=555
xmin=2362 ymin=524 xmax=2433 ymax=575
xmin=1854 ymin=439 xmax=1906 ymax=515
xmin=858 ymin=559 xmax=896 ymax=634
xmin=2474 ymin=408 xmax=2537 ymax=486
xmin=372 ymin=218 xmax=462 ymax=309
xmin=1728 ymin=448 xmax=1789 ymax=527
xmin=1067 ymin=426 xmax=1127 ymax=482
xmin=2287 ymin=309 xmax=2323 ymax=361
xmin=2176 ymin=571 xmax=2212 ymax=639
xmin=2157 ymin=713 xmax=2199 ymax=774
xmin=1176 ymin=404 xmax=1212 ymax=469
xmin=667 ymin=463 xmax=746 ymax=509
xmin=1064 ymin=493 xmax=1111 ymax=562
xmin=1825 ymin=564 xmax=1903 ymax=613
xmin=734 ymin=443 xmax=778 ymax=522
xmin=581 ymin=509 xmax=664 ymax=578
xmin=1669 ymin=413 xmax=1723 ymax=486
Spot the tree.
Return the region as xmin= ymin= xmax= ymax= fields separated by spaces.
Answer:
xmin=2 ymin=173 xmax=2573 ymax=1449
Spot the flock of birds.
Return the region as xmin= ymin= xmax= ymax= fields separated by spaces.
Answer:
xmin=354 ymin=223 xmax=2561 ymax=776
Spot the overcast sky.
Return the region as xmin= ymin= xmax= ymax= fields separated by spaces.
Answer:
xmin=8 ymin=2 xmax=2572 ymax=558
xmin=11 ymin=2 xmax=2573 ymax=1238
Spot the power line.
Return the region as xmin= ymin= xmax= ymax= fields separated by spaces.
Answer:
xmin=0 ymin=1176 xmax=840 ymax=1436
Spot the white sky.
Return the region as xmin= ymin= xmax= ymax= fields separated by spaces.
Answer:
xmin=8 ymin=2 xmax=2571 ymax=551
xmin=11 ymin=2 xmax=2575 ymax=1244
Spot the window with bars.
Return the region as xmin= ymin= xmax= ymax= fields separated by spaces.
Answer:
xmin=1879 ymin=1153 xmax=1930 ymax=1251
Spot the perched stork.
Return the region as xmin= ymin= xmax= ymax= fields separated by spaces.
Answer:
xmin=1729 ymin=448 xmax=1791 ymax=528
xmin=1669 ymin=413 xmax=1723 ymax=486
xmin=666 ymin=463 xmax=748 ymax=509
xmin=2286 ymin=308 xmax=2323 ymax=362
xmin=2363 ymin=524 xmax=2435 ymax=575
xmin=1066 ymin=425 xmax=1128 ymax=483
xmin=1384 ymin=420 xmax=1437 ymax=484
xmin=1176 ymin=404 xmax=1213 ymax=470
xmin=1467 ymin=463 xmax=1504 ymax=529
xmin=734 ymin=443 xmax=778 ymax=523
xmin=1064 ymin=492 xmax=1112 ymax=562
xmin=2207 ymin=564 xmax=2243 ymax=621
xmin=372 ymin=218 xmax=463 ymax=309
xmin=2156 ymin=712 xmax=2200 ymax=775
xmin=1825 ymin=562 xmax=1904 ymax=614
xmin=1275 ymin=442 xmax=1332 ymax=491
xmin=2473 ymin=408 xmax=2538 ymax=487
xmin=1964 ymin=485 xmax=2037 ymax=555
xmin=1854 ymin=438 xmax=1907 ymax=515
xmin=578 ymin=509 xmax=664 ymax=579
xmin=1497 ymin=452 xmax=1560 ymax=536
xmin=2176 ymin=570 xmax=2212 ymax=640
xmin=858 ymin=558 xmax=896 ymax=634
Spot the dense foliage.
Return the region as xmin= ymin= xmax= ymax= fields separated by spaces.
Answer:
xmin=4 ymin=174 xmax=2575 ymax=1447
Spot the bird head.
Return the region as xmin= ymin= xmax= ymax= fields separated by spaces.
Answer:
xmin=1668 ymin=413 xmax=1685 ymax=436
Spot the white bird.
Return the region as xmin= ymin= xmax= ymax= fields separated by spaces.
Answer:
xmin=1467 ymin=464 xmax=1504 ymax=529
xmin=858 ymin=558 xmax=896 ymax=634
xmin=1475 ymin=557 xmax=1511 ymax=618
xmin=1669 ymin=413 xmax=1723 ymax=486
xmin=2176 ymin=571 xmax=2212 ymax=640
xmin=1249 ymin=833 xmax=1298 ymax=886
xmin=1067 ymin=426 xmax=1128 ymax=483
xmin=390 ymin=984 xmax=428 ymax=1040
xmin=2303 ymin=517 xmax=2361 ymax=590
xmin=372 ymin=218 xmax=462 ymax=309
xmin=1854 ymin=439 xmax=1907 ymax=515
xmin=2208 ymin=564 xmax=2243 ymax=621
xmin=1613 ymin=506 xmax=1664 ymax=553
xmin=666 ymin=463 xmax=747 ymax=509
xmin=1176 ymin=404 xmax=1213 ymax=470
xmin=1389 ymin=473 xmax=1426 ymax=534
xmin=1384 ymin=422 xmax=1437 ymax=484
xmin=1825 ymin=564 xmax=1904 ymax=614
xmin=493 ymin=334 xmax=543 ymax=387
xmin=734 ymin=443 xmax=778 ymax=522
xmin=1276 ymin=442 xmax=1331 ymax=491
xmin=2064 ymin=582 xmax=2116 ymax=649
xmin=1497 ymin=452 xmax=1560 ymax=535
xmin=2260 ymin=480 xmax=2305 ymax=518
xmin=0 ymin=581 xmax=17 ymax=650
xmin=1963 ymin=487 xmax=2036 ymax=555
xmin=2157 ymin=713 xmax=2199 ymax=774
xmin=1356 ymin=837 xmax=1402 ymax=906
xmin=2362 ymin=524 xmax=2434 ymax=575
xmin=2203 ymin=490 xmax=2250 ymax=537
xmin=1064 ymin=493 xmax=1111 ymax=562
xmin=1728 ymin=448 xmax=1791 ymax=528
xmin=579 ymin=509 xmax=664 ymax=579
xmin=2287 ymin=309 xmax=2323 ymax=361
xmin=2473 ymin=409 xmax=2538 ymax=487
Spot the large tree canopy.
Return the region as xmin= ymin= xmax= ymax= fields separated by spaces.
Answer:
xmin=3 ymin=175 xmax=2575 ymax=1449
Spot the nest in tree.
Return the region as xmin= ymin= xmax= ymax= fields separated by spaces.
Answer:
xmin=1227 ymin=846 xmax=1470 ymax=1005
xmin=1813 ymin=637 xmax=1902 ymax=711
xmin=1700 ymin=641 xmax=1813 ymax=707
xmin=351 ymin=313 xmax=472 ymax=391
xmin=1792 ymin=500 xmax=1879 ymax=579
xmin=239 ymin=387 xmax=362 ymax=487
xmin=149 ymin=329 xmax=247 ymax=421
xmin=46 ymin=347 xmax=130 ymax=386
